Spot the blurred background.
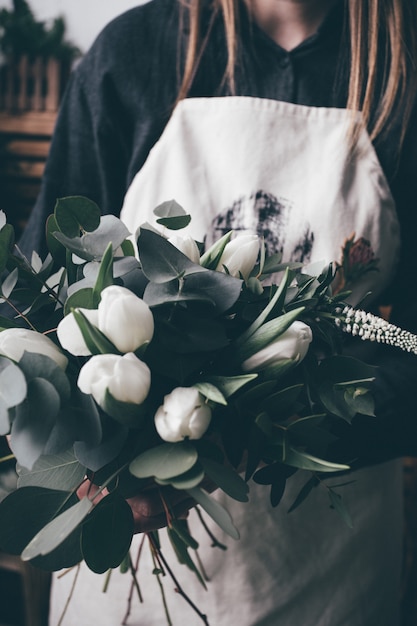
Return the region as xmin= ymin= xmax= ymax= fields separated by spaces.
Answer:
xmin=0 ymin=0 xmax=144 ymax=53
xmin=0 ymin=0 xmax=146 ymax=240
xmin=0 ymin=5 xmax=145 ymax=625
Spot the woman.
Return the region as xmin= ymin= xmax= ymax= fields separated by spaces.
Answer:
xmin=20 ymin=1 xmax=417 ymax=624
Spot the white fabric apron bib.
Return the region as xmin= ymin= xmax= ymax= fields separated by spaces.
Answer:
xmin=122 ymin=97 xmax=400 ymax=305
xmin=50 ymin=98 xmax=403 ymax=626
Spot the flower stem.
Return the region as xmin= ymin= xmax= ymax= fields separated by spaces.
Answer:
xmin=148 ymin=533 xmax=211 ymax=625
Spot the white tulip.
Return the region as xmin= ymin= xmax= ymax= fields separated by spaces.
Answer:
xmin=216 ymin=234 xmax=259 ymax=280
xmin=0 ymin=328 xmax=68 ymax=369
xmin=242 ymin=320 xmax=313 ymax=372
xmin=98 ymin=285 xmax=154 ymax=353
xmin=56 ymin=308 xmax=99 ymax=356
xmin=168 ymin=234 xmax=201 ymax=264
xmin=154 ymin=386 xmax=212 ymax=443
xmin=78 ymin=352 xmax=151 ymax=409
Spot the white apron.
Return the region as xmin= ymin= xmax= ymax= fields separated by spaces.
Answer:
xmin=50 ymin=97 xmax=403 ymax=626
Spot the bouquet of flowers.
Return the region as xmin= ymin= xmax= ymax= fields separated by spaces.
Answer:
xmin=0 ymin=197 xmax=415 ymax=624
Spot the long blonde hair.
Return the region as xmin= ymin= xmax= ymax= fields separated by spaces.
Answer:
xmin=177 ymin=0 xmax=417 ymax=144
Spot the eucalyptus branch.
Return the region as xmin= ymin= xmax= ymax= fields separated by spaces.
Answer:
xmin=57 ymin=564 xmax=81 ymax=626
xmin=0 ymin=453 xmax=14 ymax=463
xmin=150 ymin=545 xmax=172 ymax=626
xmin=13 ymin=244 xmax=66 ymax=307
xmin=148 ymin=533 xmax=210 ymax=626
xmin=2 ymin=295 xmax=37 ymax=331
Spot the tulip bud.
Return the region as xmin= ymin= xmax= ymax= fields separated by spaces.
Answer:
xmin=78 ymin=353 xmax=151 ymax=411
xmin=168 ymin=233 xmax=200 ymax=264
xmin=241 ymin=321 xmax=312 ymax=372
xmin=98 ymin=285 xmax=154 ymax=353
xmin=154 ymin=387 xmax=212 ymax=442
xmin=56 ymin=308 xmax=99 ymax=356
xmin=0 ymin=328 xmax=68 ymax=370
xmin=216 ymin=234 xmax=259 ymax=280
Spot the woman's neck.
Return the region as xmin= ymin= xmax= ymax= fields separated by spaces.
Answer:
xmin=249 ymin=0 xmax=338 ymax=50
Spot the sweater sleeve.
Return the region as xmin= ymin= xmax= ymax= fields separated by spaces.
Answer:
xmin=18 ymin=60 xmax=130 ymax=259
xmin=17 ymin=0 xmax=178 ymax=259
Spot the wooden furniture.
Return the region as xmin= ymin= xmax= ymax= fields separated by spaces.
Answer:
xmin=0 ymin=552 xmax=51 ymax=626
xmin=0 ymin=56 xmax=64 ymax=237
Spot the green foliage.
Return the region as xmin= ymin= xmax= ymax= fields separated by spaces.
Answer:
xmin=0 ymin=0 xmax=81 ymax=60
xmin=0 ymin=194 xmax=405 ymax=582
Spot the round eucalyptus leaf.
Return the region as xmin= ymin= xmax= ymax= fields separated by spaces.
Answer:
xmin=129 ymin=442 xmax=198 ymax=480
xmin=54 ymin=215 xmax=130 ymax=262
xmin=155 ymin=462 xmax=204 ymax=490
xmin=19 ymin=352 xmax=70 ymax=404
xmin=81 ymin=494 xmax=134 ymax=574
xmin=17 ymin=449 xmax=86 ymax=491
xmin=32 ymin=524 xmax=83 ymax=571
xmin=0 ymin=398 xmax=10 ymax=435
xmin=21 ymin=497 xmax=93 ymax=561
xmin=54 ymin=196 xmax=101 ymax=238
xmin=11 ymin=378 xmax=61 ymax=470
xmin=0 ymin=486 xmax=71 ymax=554
xmin=74 ymin=414 xmax=128 ymax=472
xmin=0 ymin=358 xmax=27 ymax=409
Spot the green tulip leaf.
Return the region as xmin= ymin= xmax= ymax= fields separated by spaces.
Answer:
xmin=129 ymin=442 xmax=198 ymax=480
xmin=193 ymin=382 xmax=227 ymax=406
xmin=92 ymin=242 xmax=114 ymax=302
xmin=200 ymin=375 xmax=257 ymax=399
xmin=64 ymin=287 xmax=96 ymax=315
xmin=238 ymin=307 xmax=305 ymax=362
xmin=238 ymin=267 xmax=293 ymax=344
xmin=72 ymin=309 xmax=119 ymax=355
xmin=199 ymin=231 xmax=232 ymax=270
xmin=54 ymin=196 xmax=101 ymax=238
